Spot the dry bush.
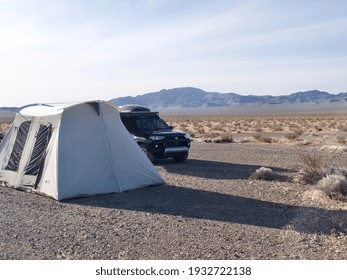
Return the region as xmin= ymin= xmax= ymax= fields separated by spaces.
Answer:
xmin=250 ymin=167 xmax=274 ymax=181
xmin=189 ymin=131 xmax=196 ymax=138
xmin=336 ymin=135 xmax=346 ymax=145
xmin=296 ymin=148 xmax=326 ymax=184
xmin=316 ymin=175 xmax=347 ymax=201
xmin=253 ymin=134 xmax=262 ymax=141
xmin=214 ymin=133 xmax=234 ymax=143
xmin=204 ymin=122 xmax=213 ymax=129
xmin=338 ymin=125 xmax=347 ymax=132
xmin=323 ymin=166 xmax=347 ymax=177
xmin=296 ymin=147 xmax=342 ymax=185
xmin=212 ymin=124 xmax=224 ymax=131
xmin=204 ymin=132 xmax=234 ymax=143
xmin=197 ymin=127 xmax=205 ymax=134
xmin=164 ymin=114 xmax=347 ymax=145
xmin=253 ymin=133 xmax=273 ymax=143
xmin=285 ymin=129 xmax=303 ymax=140
xmin=205 ymin=131 xmax=220 ymax=138
xmin=272 ymin=125 xmax=283 ymax=132
xmin=178 ymin=123 xmax=187 ymax=129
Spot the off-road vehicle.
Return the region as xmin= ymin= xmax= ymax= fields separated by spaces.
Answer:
xmin=119 ymin=104 xmax=190 ymax=162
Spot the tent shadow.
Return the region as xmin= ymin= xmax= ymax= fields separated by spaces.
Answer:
xmin=156 ymin=159 xmax=294 ymax=181
xmin=65 ymin=185 xmax=347 ymax=235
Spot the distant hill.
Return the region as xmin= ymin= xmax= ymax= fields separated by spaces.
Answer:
xmin=2 ymin=88 xmax=347 ymax=114
xmin=0 ymin=107 xmax=18 ymax=112
xmin=0 ymin=108 xmax=16 ymax=122
xmin=109 ymin=87 xmax=347 ymax=109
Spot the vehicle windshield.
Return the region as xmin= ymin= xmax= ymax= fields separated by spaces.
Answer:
xmin=136 ymin=117 xmax=170 ymax=132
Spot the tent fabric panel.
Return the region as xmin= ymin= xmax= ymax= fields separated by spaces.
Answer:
xmin=57 ymin=103 xmax=120 ymax=200
xmin=99 ymin=103 xmax=164 ymax=191
xmin=37 ymin=120 xmax=61 ymax=200
xmin=19 ymin=103 xmax=77 ymax=117
xmin=0 ymin=116 xmax=30 ymax=187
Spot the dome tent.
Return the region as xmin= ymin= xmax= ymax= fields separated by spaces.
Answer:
xmin=0 ymin=101 xmax=164 ymax=200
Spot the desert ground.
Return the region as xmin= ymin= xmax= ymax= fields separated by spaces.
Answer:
xmin=0 ymin=112 xmax=347 ymax=259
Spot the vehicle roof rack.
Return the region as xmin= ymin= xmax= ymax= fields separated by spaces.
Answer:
xmin=120 ymin=111 xmax=159 ymax=117
xmin=118 ymin=104 xmax=151 ymax=112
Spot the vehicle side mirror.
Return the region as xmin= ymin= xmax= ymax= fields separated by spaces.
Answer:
xmin=169 ymin=126 xmax=174 ymax=129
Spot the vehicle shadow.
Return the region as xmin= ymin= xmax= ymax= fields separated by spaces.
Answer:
xmin=65 ymin=185 xmax=347 ymax=235
xmin=156 ymin=159 xmax=294 ymax=181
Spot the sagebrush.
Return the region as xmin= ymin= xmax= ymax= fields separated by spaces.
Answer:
xmin=316 ymin=174 xmax=347 ymax=200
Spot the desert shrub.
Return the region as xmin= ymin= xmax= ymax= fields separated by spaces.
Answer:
xmin=250 ymin=167 xmax=274 ymax=181
xmin=205 ymin=122 xmax=213 ymax=129
xmin=296 ymin=148 xmax=326 ymax=184
xmin=212 ymin=124 xmax=224 ymax=131
xmin=323 ymin=166 xmax=347 ymax=177
xmin=253 ymin=133 xmax=272 ymax=143
xmin=205 ymin=132 xmax=220 ymax=139
xmin=338 ymin=125 xmax=347 ymax=132
xmin=253 ymin=134 xmax=262 ymax=141
xmin=188 ymin=131 xmax=195 ymax=138
xmin=316 ymin=174 xmax=347 ymax=200
xmin=272 ymin=125 xmax=283 ymax=132
xmin=219 ymin=133 xmax=234 ymax=143
xmin=179 ymin=123 xmax=187 ymax=129
xmin=285 ymin=129 xmax=303 ymax=140
xmin=197 ymin=127 xmax=205 ymax=134
xmin=296 ymin=147 xmax=342 ymax=185
xmin=336 ymin=135 xmax=346 ymax=145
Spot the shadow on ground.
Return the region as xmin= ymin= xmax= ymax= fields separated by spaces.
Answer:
xmin=156 ymin=159 xmax=294 ymax=181
xmin=66 ymin=185 xmax=346 ymax=235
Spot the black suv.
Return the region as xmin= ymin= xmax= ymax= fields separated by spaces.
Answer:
xmin=119 ymin=105 xmax=190 ymax=162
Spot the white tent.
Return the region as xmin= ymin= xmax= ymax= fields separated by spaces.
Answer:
xmin=0 ymin=101 xmax=164 ymax=200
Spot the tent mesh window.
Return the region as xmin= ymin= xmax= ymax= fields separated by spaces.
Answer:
xmin=24 ymin=123 xmax=52 ymax=176
xmin=5 ymin=121 xmax=31 ymax=171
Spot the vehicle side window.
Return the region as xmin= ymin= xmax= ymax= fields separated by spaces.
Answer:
xmin=137 ymin=119 xmax=153 ymax=131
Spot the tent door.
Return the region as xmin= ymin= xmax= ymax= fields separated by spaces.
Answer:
xmin=21 ymin=123 xmax=52 ymax=188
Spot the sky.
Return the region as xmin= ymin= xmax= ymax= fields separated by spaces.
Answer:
xmin=0 ymin=0 xmax=347 ymax=107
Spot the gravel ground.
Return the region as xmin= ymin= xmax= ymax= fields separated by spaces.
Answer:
xmin=1 ymin=142 xmax=346 ymax=260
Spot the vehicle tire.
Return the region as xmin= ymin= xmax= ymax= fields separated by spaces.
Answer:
xmin=173 ymin=151 xmax=189 ymax=162
xmin=139 ymin=143 xmax=155 ymax=162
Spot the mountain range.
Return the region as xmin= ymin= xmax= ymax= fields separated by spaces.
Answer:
xmin=109 ymin=87 xmax=347 ymax=109
xmin=1 ymin=88 xmax=347 ymax=112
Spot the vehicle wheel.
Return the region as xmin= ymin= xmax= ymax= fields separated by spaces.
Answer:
xmin=173 ymin=151 xmax=189 ymax=162
xmin=139 ymin=144 xmax=155 ymax=162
